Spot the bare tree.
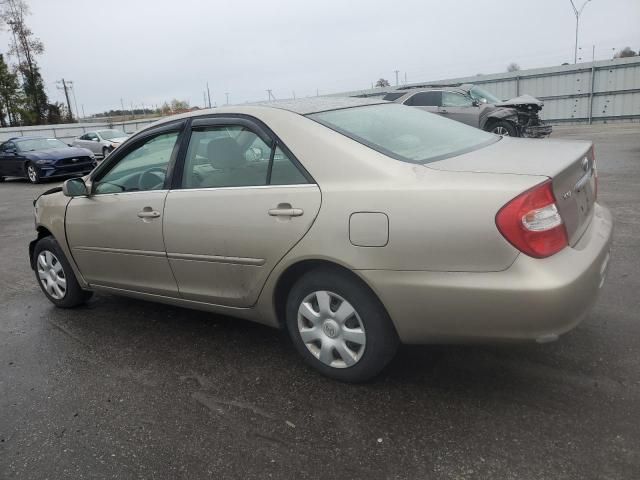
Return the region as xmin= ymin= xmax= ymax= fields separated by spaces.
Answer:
xmin=613 ymin=47 xmax=638 ymax=59
xmin=506 ymin=62 xmax=521 ymax=72
xmin=375 ymin=78 xmax=390 ymax=88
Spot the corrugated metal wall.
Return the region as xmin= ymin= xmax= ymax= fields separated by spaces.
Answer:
xmin=340 ymin=56 xmax=640 ymax=124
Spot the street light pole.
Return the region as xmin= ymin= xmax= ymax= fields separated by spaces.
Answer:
xmin=569 ymin=0 xmax=592 ymax=64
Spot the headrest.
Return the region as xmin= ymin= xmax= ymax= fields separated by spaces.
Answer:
xmin=207 ymin=137 xmax=244 ymax=169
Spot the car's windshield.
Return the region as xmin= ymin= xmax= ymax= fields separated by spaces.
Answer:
xmin=98 ymin=129 xmax=126 ymax=140
xmin=469 ymin=86 xmax=502 ymax=104
xmin=308 ymin=103 xmax=498 ymax=164
xmin=16 ymin=138 xmax=68 ymax=152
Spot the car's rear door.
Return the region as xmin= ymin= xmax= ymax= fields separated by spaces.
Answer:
xmin=404 ymin=91 xmax=441 ymax=114
xmin=163 ymin=116 xmax=321 ymax=307
xmin=65 ymin=122 xmax=185 ymax=295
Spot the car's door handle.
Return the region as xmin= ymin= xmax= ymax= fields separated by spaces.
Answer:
xmin=137 ymin=209 xmax=161 ymax=219
xmin=439 ymin=109 xmax=449 ymax=114
xmin=269 ymin=204 xmax=304 ymax=217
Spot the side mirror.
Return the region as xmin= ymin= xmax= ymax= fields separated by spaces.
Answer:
xmin=4 ymin=147 xmax=16 ymax=154
xmin=93 ymin=138 xmax=100 ymax=142
xmin=62 ymin=177 xmax=89 ymax=197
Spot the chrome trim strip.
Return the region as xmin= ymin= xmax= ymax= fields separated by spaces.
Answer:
xmin=73 ymin=246 xmax=166 ymax=258
xmin=168 ymin=184 xmax=316 ymax=194
xmin=167 ymin=252 xmax=265 ymax=266
xmin=90 ymin=189 xmax=169 ymax=198
xmin=574 ymin=170 xmax=593 ymax=192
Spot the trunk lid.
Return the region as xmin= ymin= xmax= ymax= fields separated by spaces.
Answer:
xmin=427 ymin=137 xmax=597 ymax=245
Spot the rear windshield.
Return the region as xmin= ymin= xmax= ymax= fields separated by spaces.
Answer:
xmin=382 ymin=92 xmax=406 ymax=101
xmin=308 ymin=103 xmax=497 ymax=164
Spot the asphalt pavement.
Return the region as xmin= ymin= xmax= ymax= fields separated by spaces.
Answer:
xmin=1 ymin=123 xmax=639 ymax=479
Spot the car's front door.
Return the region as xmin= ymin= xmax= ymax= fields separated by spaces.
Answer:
xmin=163 ymin=118 xmax=321 ymax=307
xmin=440 ymin=91 xmax=479 ymax=127
xmin=65 ymin=123 xmax=184 ymax=295
xmin=0 ymin=141 xmax=20 ymax=176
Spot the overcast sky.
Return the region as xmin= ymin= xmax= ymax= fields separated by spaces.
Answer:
xmin=1 ymin=0 xmax=638 ymax=115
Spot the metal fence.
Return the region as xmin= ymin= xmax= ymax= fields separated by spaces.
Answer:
xmin=337 ymin=56 xmax=640 ymax=124
xmin=0 ymin=56 xmax=638 ymax=141
xmin=0 ymin=117 xmax=160 ymax=143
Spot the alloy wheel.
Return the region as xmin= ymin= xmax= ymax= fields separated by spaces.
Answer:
xmin=492 ymin=126 xmax=510 ymax=136
xmin=297 ymin=290 xmax=366 ymax=368
xmin=27 ymin=165 xmax=38 ymax=182
xmin=37 ymin=250 xmax=67 ymax=299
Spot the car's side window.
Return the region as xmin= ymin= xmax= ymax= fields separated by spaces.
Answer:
xmin=442 ymin=92 xmax=474 ymax=107
xmin=181 ymin=126 xmax=269 ymax=189
xmin=270 ymin=146 xmax=309 ymax=185
xmin=93 ymin=131 xmax=179 ymax=195
xmin=180 ymin=124 xmax=310 ymax=189
xmin=405 ymin=91 xmax=441 ymax=107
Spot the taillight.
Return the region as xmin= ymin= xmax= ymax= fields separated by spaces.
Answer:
xmin=496 ymin=180 xmax=568 ymax=259
xmin=591 ymin=146 xmax=598 ymax=201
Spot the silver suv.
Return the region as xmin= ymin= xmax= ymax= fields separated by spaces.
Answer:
xmin=383 ymin=83 xmax=552 ymax=138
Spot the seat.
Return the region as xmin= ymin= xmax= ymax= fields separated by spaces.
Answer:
xmin=199 ymin=137 xmax=265 ymax=188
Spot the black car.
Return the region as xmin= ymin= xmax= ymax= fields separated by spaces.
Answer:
xmin=0 ymin=136 xmax=97 ymax=184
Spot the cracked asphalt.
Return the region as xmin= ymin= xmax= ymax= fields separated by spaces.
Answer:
xmin=1 ymin=124 xmax=639 ymax=479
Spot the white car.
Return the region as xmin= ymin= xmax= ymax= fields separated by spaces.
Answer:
xmin=72 ymin=129 xmax=129 ymax=158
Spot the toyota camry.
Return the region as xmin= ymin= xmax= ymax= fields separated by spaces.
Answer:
xmin=29 ymin=98 xmax=613 ymax=382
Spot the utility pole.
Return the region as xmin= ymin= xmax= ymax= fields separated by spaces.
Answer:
xmin=81 ymin=104 xmax=86 ymax=119
xmin=569 ymin=0 xmax=592 ymax=64
xmin=120 ymin=98 xmax=126 ymax=125
xmin=404 ymin=72 xmax=407 ymax=85
xmin=203 ymin=91 xmax=207 ymax=108
xmin=394 ymin=70 xmax=400 ymax=86
xmin=266 ymin=89 xmax=274 ymax=101
xmin=68 ymin=81 xmax=80 ymax=121
xmin=225 ymin=92 xmax=229 ymax=105
xmin=56 ymin=79 xmax=74 ymax=121
xmin=206 ymin=82 xmax=212 ymax=108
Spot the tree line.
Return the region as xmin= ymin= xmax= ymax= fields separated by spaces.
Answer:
xmin=0 ymin=0 xmax=64 ymax=127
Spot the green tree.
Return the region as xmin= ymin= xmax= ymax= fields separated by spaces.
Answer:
xmin=0 ymin=53 xmax=22 ymax=126
xmin=1 ymin=0 xmax=49 ymax=124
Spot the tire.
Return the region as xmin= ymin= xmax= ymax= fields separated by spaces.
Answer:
xmin=26 ymin=162 xmax=41 ymax=184
xmin=488 ymin=120 xmax=518 ymax=137
xmin=33 ymin=236 xmax=93 ymax=308
xmin=285 ymin=267 xmax=399 ymax=382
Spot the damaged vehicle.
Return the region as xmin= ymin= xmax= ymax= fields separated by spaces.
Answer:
xmin=384 ymin=83 xmax=552 ymax=138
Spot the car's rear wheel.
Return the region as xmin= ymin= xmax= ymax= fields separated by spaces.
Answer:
xmin=34 ymin=236 xmax=93 ymax=308
xmin=26 ymin=162 xmax=40 ymax=184
xmin=286 ymin=267 xmax=398 ymax=382
xmin=489 ymin=120 xmax=518 ymax=137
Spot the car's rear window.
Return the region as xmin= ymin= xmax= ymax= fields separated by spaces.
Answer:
xmin=308 ymin=103 xmax=498 ymax=164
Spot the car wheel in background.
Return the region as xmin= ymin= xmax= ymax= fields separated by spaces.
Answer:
xmin=33 ymin=236 xmax=93 ymax=308
xmin=286 ymin=267 xmax=399 ymax=382
xmin=489 ymin=120 xmax=518 ymax=137
xmin=26 ymin=162 xmax=41 ymax=184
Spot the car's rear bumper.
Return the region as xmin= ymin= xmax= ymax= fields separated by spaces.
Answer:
xmin=358 ymin=203 xmax=613 ymax=344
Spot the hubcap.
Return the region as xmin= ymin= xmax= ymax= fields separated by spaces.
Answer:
xmin=37 ymin=250 xmax=66 ymax=299
xmin=493 ymin=126 xmax=510 ymax=136
xmin=297 ymin=290 xmax=366 ymax=368
xmin=27 ymin=166 xmax=37 ymax=182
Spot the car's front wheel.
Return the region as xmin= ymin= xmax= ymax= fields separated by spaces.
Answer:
xmin=286 ymin=267 xmax=399 ymax=382
xmin=26 ymin=162 xmax=40 ymax=184
xmin=34 ymin=236 xmax=93 ymax=308
xmin=488 ymin=120 xmax=518 ymax=137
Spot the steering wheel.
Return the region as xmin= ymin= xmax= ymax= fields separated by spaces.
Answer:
xmin=138 ymin=167 xmax=166 ymax=191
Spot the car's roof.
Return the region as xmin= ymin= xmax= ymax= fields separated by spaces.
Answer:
xmin=138 ymin=97 xmax=388 ymax=134
xmin=8 ymin=136 xmax=52 ymax=142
